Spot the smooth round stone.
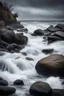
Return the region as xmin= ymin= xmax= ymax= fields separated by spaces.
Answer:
xmin=0 ymin=80 xmax=8 ymax=86
xmin=0 ymin=86 xmax=16 ymax=95
xmin=29 ymin=81 xmax=52 ymax=96
xmin=13 ymin=79 xmax=24 ymax=86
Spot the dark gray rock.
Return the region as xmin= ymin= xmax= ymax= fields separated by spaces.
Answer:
xmin=42 ymin=49 xmax=54 ymax=54
xmin=10 ymin=23 xmax=24 ymax=29
xmin=0 ymin=86 xmax=16 ymax=95
xmin=0 ymin=40 xmax=8 ymax=48
xmin=48 ymin=36 xmax=63 ymax=43
xmin=14 ymin=33 xmax=28 ymax=45
xmin=7 ymin=43 xmax=24 ymax=52
xmin=22 ymin=52 xmax=27 ymax=56
xmin=17 ymin=28 xmax=28 ymax=33
xmin=52 ymin=89 xmax=64 ymax=96
xmin=14 ymin=48 xmax=20 ymax=53
xmin=47 ymin=25 xmax=60 ymax=32
xmin=0 ymin=80 xmax=8 ymax=86
xmin=1 ymin=30 xmax=15 ymax=43
xmin=26 ymin=57 xmax=34 ymax=61
xmin=55 ymin=24 xmax=64 ymax=30
xmin=29 ymin=81 xmax=52 ymax=96
xmin=0 ymin=77 xmax=3 ymax=80
xmin=0 ymin=21 xmax=5 ymax=28
xmin=52 ymin=31 xmax=64 ymax=39
xmin=13 ymin=79 xmax=24 ymax=86
xmin=34 ymin=29 xmax=44 ymax=36
xmin=6 ymin=44 xmax=15 ymax=51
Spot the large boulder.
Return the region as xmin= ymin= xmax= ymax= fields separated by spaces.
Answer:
xmin=14 ymin=33 xmax=28 ymax=45
xmin=48 ymin=35 xmax=63 ymax=43
xmin=1 ymin=30 xmax=15 ymax=43
xmin=55 ymin=24 xmax=64 ymax=30
xmin=0 ymin=86 xmax=16 ymax=95
xmin=35 ymin=54 xmax=64 ymax=77
xmin=52 ymin=89 xmax=64 ymax=96
xmin=29 ymin=81 xmax=52 ymax=96
xmin=52 ymin=31 xmax=64 ymax=39
xmin=47 ymin=25 xmax=60 ymax=32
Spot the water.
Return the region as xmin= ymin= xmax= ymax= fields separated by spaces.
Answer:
xmin=0 ymin=21 xmax=64 ymax=96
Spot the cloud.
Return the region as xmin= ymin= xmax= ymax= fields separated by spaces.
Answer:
xmin=1 ymin=0 xmax=64 ymax=20
xmin=13 ymin=6 xmax=64 ymax=20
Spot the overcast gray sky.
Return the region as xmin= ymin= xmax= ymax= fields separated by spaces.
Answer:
xmin=1 ymin=0 xmax=64 ymax=20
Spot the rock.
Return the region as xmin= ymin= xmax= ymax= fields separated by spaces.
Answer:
xmin=62 ymin=81 xmax=64 ymax=85
xmin=14 ymin=33 xmax=28 ymax=45
xmin=0 ymin=21 xmax=5 ymax=28
xmin=0 ymin=40 xmax=8 ymax=48
xmin=1 ymin=30 xmax=15 ymax=43
xmin=0 ymin=48 xmax=8 ymax=52
xmin=55 ymin=24 xmax=64 ymax=30
xmin=22 ymin=52 xmax=27 ymax=56
xmin=10 ymin=24 xmax=24 ymax=29
xmin=17 ymin=28 xmax=28 ymax=33
xmin=0 ymin=77 xmax=3 ymax=80
xmin=44 ymin=30 xmax=51 ymax=36
xmin=42 ymin=49 xmax=54 ymax=54
xmin=52 ymin=31 xmax=64 ymax=39
xmin=6 ymin=44 xmax=15 ymax=51
xmin=34 ymin=29 xmax=44 ymax=36
xmin=7 ymin=43 xmax=23 ymax=52
xmin=31 ymin=33 xmax=38 ymax=36
xmin=7 ymin=26 xmax=13 ymax=30
xmin=47 ymin=25 xmax=60 ymax=32
xmin=0 ymin=80 xmax=8 ymax=86
xmin=14 ymin=48 xmax=20 ymax=53
xmin=29 ymin=81 xmax=52 ymax=96
xmin=0 ymin=86 xmax=16 ymax=95
xmin=35 ymin=54 xmax=64 ymax=76
xmin=52 ymin=89 xmax=64 ymax=96
xmin=26 ymin=57 xmax=34 ymax=61
xmin=13 ymin=79 xmax=24 ymax=86
xmin=0 ymin=28 xmax=8 ymax=34
xmin=48 ymin=36 xmax=63 ymax=43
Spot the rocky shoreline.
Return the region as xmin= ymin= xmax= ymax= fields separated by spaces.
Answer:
xmin=0 ymin=1 xmax=64 ymax=96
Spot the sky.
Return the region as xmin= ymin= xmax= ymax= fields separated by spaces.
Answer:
xmin=1 ymin=0 xmax=64 ymax=20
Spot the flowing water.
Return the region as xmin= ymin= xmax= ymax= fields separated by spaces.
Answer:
xmin=0 ymin=21 xmax=64 ymax=96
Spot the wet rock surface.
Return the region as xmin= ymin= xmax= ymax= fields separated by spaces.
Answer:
xmin=29 ymin=82 xmax=64 ymax=96
xmin=13 ymin=79 xmax=24 ymax=86
xmin=35 ymin=54 xmax=64 ymax=77
xmin=29 ymin=81 xmax=52 ymax=96
xmin=0 ymin=79 xmax=8 ymax=86
xmin=42 ymin=49 xmax=54 ymax=54
xmin=0 ymin=86 xmax=16 ymax=95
